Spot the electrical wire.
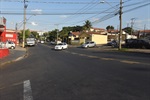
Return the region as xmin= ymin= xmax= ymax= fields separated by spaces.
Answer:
xmin=0 ymin=0 xmax=119 ymax=4
xmin=92 ymin=2 xmax=150 ymax=25
xmin=0 ymin=0 xmax=149 ymax=29
xmin=60 ymin=0 xmax=101 ymax=24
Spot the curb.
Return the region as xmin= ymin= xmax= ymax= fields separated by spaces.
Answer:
xmin=0 ymin=47 xmax=28 ymax=66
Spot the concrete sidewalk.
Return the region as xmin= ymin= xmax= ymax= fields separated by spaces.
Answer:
xmin=96 ymin=46 xmax=150 ymax=55
xmin=0 ymin=45 xmax=27 ymax=66
xmin=69 ymin=44 xmax=150 ymax=54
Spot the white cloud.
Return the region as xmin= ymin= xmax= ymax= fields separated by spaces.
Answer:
xmin=60 ymin=15 xmax=68 ymax=18
xmin=31 ymin=22 xmax=38 ymax=26
xmin=90 ymin=18 xmax=100 ymax=24
xmin=91 ymin=18 xmax=99 ymax=22
xmin=31 ymin=9 xmax=42 ymax=14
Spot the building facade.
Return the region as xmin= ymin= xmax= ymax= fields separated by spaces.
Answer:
xmin=0 ymin=17 xmax=18 ymax=44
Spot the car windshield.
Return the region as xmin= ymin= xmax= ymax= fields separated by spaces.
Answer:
xmin=57 ymin=43 xmax=63 ymax=45
xmin=85 ymin=42 xmax=90 ymax=44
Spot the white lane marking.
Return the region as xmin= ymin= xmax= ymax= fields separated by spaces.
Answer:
xmin=24 ymin=80 xmax=33 ymax=100
xmin=120 ymin=60 xmax=140 ymax=64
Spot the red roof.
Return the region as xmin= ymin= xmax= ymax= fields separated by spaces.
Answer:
xmin=91 ymin=27 xmax=105 ymax=31
xmin=138 ymin=30 xmax=150 ymax=33
xmin=71 ymin=32 xmax=81 ymax=36
xmin=86 ymin=32 xmax=103 ymax=35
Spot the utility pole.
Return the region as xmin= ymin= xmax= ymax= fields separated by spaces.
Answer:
xmin=144 ymin=24 xmax=146 ymax=38
xmin=118 ymin=0 xmax=123 ymax=50
xmin=130 ymin=18 xmax=135 ymax=38
xmin=22 ymin=0 xmax=28 ymax=48
xmin=15 ymin=23 xmax=18 ymax=33
xmin=55 ymin=24 xmax=59 ymax=44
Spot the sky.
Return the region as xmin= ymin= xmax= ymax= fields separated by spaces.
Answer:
xmin=0 ymin=0 xmax=150 ymax=32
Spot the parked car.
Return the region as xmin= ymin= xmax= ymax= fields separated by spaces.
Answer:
xmin=50 ymin=41 xmax=56 ymax=45
xmin=54 ymin=42 xmax=68 ymax=50
xmin=40 ymin=40 xmax=45 ymax=44
xmin=107 ymin=40 xmax=117 ymax=46
xmin=1 ymin=41 xmax=16 ymax=49
xmin=125 ymin=39 xmax=150 ymax=49
xmin=81 ymin=41 xmax=96 ymax=48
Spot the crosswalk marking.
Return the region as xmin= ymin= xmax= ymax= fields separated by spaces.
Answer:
xmin=24 ymin=80 xmax=33 ymax=100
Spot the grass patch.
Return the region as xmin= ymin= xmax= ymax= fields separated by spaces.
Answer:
xmin=117 ymin=48 xmax=129 ymax=52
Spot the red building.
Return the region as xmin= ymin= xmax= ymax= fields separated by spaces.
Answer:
xmin=0 ymin=17 xmax=18 ymax=44
xmin=0 ymin=17 xmax=6 ymax=41
xmin=0 ymin=17 xmax=9 ymax=58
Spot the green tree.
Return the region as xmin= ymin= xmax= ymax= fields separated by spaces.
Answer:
xmin=31 ymin=31 xmax=39 ymax=39
xmin=48 ymin=29 xmax=58 ymax=41
xmin=83 ymin=20 xmax=92 ymax=31
xmin=106 ymin=25 xmax=114 ymax=32
xmin=25 ymin=29 xmax=31 ymax=38
xmin=59 ymin=26 xmax=83 ymax=42
xmin=123 ymin=27 xmax=133 ymax=35
xmin=18 ymin=29 xmax=31 ymax=40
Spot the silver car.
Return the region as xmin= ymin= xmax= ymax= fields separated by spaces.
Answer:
xmin=82 ymin=41 xmax=96 ymax=48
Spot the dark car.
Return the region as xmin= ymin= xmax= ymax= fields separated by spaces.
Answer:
xmin=125 ymin=39 xmax=150 ymax=49
xmin=107 ymin=40 xmax=117 ymax=46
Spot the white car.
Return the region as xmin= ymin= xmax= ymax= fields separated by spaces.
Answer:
xmin=40 ymin=40 xmax=44 ymax=44
xmin=54 ymin=43 xmax=68 ymax=50
xmin=81 ymin=41 xmax=96 ymax=48
xmin=1 ymin=41 xmax=16 ymax=49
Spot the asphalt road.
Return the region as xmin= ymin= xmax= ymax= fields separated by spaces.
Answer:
xmin=0 ymin=43 xmax=150 ymax=100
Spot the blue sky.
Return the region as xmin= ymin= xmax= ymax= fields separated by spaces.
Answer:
xmin=0 ymin=0 xmax=150 ymax=32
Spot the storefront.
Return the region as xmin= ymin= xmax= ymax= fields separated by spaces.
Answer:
xmin=0 ymin=17 xmax=18 ymax=44
xmin=0 ymin=17 xmax=18 ymax=58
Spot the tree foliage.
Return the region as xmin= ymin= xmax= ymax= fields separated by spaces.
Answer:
xmin=83 ymin=20 xmax=92 ymax=31
xmin=46 ymin=20 xmax=93 ymax=42
xmin=123 ymin=27 xmax=133 ymax=35
xmin=31 ymin=31 xmax=39 ymax=39
xmin=106 ymin=25 xmax=114 ymax=32
xmin=18 ymin=29 xmax=31 ymax=40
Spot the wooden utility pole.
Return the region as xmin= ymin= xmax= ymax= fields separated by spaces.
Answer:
xmin=119 ymin=0 xmax=123 ymax=50
xmin=22 ymin=0 xmax=27 ymax=48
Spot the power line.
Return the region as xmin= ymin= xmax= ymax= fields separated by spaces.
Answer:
xmin=123 ymin=0 xmax=149 ymax=7
xmin=91 ymin=2 xmax=150 ymax=25
xmin=0 ymin=0 xmax=119 ymax=4
xmin=60 ymin=0 xmax=101 ymax=24
xmin=0 ymin=12 xmax=112 ymax=15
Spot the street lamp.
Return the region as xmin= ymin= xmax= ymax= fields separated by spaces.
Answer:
xmin=22 ymin=0 xmax=28 ymax=48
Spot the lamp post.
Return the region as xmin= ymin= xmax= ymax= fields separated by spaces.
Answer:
xmin=22 ymin=0 xmax=28 ymax=48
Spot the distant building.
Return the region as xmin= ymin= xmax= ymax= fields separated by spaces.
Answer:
xmin=136 ymin=30 xmax=150 ymax=39
xmin=107 ymin=30 xmax=137 ymax=41
xmin=79 ymin=32 xmax=107 ymax=45
xmin=37 ymin=31 xmax=45 ymax=36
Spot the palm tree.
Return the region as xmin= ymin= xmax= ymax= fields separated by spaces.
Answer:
xmin=83 ymin=20 xmax=92 ymax=31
